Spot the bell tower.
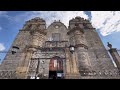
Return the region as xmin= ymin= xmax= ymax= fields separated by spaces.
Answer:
xmin=67 ymin=17 xmax=92 ymax=78
xmin=16 ymin=17 xmax=47 ymax=79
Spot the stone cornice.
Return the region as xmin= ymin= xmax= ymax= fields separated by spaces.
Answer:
xmin=19 ymin=29 xmax=30 ymax=31
xmin=109 ymin=48 xmax=117 ymax=53
xmin=30 ymin=29 xmax=47 ymax=35
xmin=26 ymin=17 xmax=45 ymax=23
xmin=75 ymin=44 xmax=88 ymax=49
xmin=67 ymin=26 xmax=84 ymax=35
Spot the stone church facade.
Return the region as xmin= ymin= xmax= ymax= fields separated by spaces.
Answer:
xmin=0 ymin=16 xmax=120 ymax=79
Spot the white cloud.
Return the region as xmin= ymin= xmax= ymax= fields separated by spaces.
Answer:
xmin=9 ymin=11 xmax=120 ymax=36
xmin=0 ymin=43 xmax=5 ymax=51
xmin=23 ymin=11 xmax=89 ymax=27
xmin=91 ymin=11 xmax=120 ymax=36
xmin=0 ymin=11 xmax=7 ymax=16
xmin=0 ymin=11 xmax=18 ymax=25
xmin=25 ymin=11 xmax=120 ymax=36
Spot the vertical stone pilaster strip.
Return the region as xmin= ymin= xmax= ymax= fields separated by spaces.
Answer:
xmin=73 ymin=51 xmax=79 ymax=74
xmin=109 ymin=48 xmax=120 ymax=71
xmin=65 ymin=48 xmax=71 ymax=75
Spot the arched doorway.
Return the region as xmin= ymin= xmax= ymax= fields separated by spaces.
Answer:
xmin=49 ymin=56 xmax=64 ymax=79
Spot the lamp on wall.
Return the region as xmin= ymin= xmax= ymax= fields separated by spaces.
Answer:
xmin=69 ymin=45 xmax=75 ymax=54
xmin=11 ymin=46 xmax=19 ymax=54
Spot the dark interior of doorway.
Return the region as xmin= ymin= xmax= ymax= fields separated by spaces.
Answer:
xmin=49 ymin=71 xmax=64 ymax=79
xmin=49 ymin=71 xmax=57 ymax=79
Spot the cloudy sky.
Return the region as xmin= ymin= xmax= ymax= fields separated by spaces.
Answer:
xmin=0 ymin=11 xmax=120 ymax=63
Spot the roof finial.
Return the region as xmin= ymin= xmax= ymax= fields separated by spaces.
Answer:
xmin=107 ymin=42 xmax=112 ymax=49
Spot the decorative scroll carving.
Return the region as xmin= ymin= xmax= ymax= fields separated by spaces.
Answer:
xmin=32 ymin=50 xmax=65 ymax=59
xmin=30 ymin=29 xmax=47 ymax=35
xmin=0 ymin=71 xmax=16 ymax=79
xmin=67 ymin=27 xmax=84 ymax=35
xmin=77 ymin=51 xmax=91 ymax=76
xmin=44 ymin=41 xmax=69 ymax=48
xmin=75 ymin=44 xmax=88 ymax=49
xmin=79 ymin=70 xmax=120 ymax=76
xmin=28 ymin=60 xmax=38 ymax=74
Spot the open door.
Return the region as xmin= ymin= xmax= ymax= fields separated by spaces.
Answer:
xmin=49 ymin=56 xmax=64 ymax=79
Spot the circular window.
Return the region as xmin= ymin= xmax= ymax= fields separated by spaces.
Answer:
xmin=55 ymin=25 xmax=59 ymax=29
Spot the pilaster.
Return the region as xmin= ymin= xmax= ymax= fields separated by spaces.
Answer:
xmin=109 ymin=48 xmax=120 ymax=71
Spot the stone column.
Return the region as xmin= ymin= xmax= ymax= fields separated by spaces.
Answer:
xmin=70 ymin=51 xmax=80 ymax=79
xmin=65 ymin=50 xmax=80 ymax=79
xmin=74 ymin=29 xmax=92 ymax=76
xmin=68 ymin=26 xmax=92 ymax=77
xmin=16 ymin=48 xmax=34 ymax=79
xmin=109 ymin=48 xmax=120 ymax=71
xmin=65 ymin=48 xmax=71 ymax=74
xmin=16 ymin=29 xmax=46 ymax=79
xmin=72 ymin=51 xmax=79 ymax=74
xmin=64 ymin=46 xmax=80 ymax=79
xmin=76 ymin=47 xmax=91 ymax=76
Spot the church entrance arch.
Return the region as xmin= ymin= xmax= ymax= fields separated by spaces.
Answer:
xmin=49 ymin=56 xmax=64 ymax=79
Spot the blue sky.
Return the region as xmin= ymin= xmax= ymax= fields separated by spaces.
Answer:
xmin=0 ymin=11 xmax=120 ymax=63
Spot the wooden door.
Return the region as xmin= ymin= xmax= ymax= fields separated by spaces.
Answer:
xmin=49 ymin=56 xmax=63 ymax=71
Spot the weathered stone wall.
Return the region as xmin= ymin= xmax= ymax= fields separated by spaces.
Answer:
xmin=0 ymin=17 xmax=120 ymax=79
xmin=84 ymin=28 xmax=119 ymax=78
xmin=33 ymin=21 xmax=68 ymax=78
xmin=0 ymin=30 xmax=31 ymax=78
xmin=27 ymin=50 xmax=66 ymax=78
xmin=46 ymin=21 xmax=69 ymax=41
